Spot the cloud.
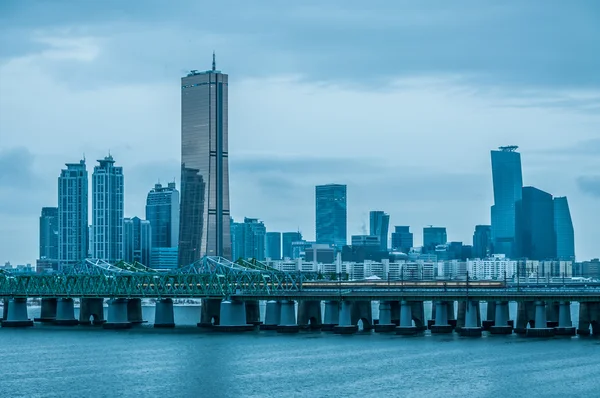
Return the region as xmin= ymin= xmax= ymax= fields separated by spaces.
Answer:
xmin=577 ymin=176 xmax=600 ymax=198
xmin=0 ymin=147 xmax=41 ymax=189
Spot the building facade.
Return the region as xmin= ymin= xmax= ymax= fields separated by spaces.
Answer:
xmin=467 ymin=255 xmax=517 ymax=280
xmin=40 ymin=207 xmax=59 ymax=260
xmin=92 ymin=155 xmax=124 ymax=263
xmin=391 ymin=226 xmax=413 ymax=253
xmin=553 ymin=196 xmax=575 ymax=261
xmin=472 ymin=225 xmax=492 ymax=259
xmin=315 ymin=184 xmax=347 ymax=248
xmin=146 ymin=182 xmax=180 ymax=267
xmin=230 ymin=218 xmax=266 ymax=261
xmin=282 ymin=232 xmax=302 ymax=259
xmin=123 ymin=217 xmax=152 ymax=266
xmin=369 ymin=211 xmax=390 ymax=251
xmin=265 ymin=232 xmax=282 ymax=260
xmin=423 ymin=226 xmax=447 ymax=252
xmin=179 ymin=56 xmax=231 ymax=265
xmin=58 ymin=160 xmax=88 ymax=269
xmin=490 ymin=146 xmax=523 ymax=257
xmin=519 ymin=186 xmax=555 ymax=261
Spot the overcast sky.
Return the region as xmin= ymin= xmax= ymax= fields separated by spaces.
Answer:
xmin=0 ymin=0 xmax=599 ymax=264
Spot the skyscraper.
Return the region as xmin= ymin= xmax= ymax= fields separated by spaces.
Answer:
xmin=58 ymin=160 xmax=88 ymax=269
xmin=92 ymin=155 xmax=124 ymax=263
xmin=472 ymin=225 xmax=492 ymax=258
xmin=282 ymin=232 xmax=302 ymax=259
xmin=266 ymin=232 xmax=282 ymax=260
xmin=146 ymin=182 xmax=179 ymax=248
xmin=391 ymin=226 xmax=413 ymax=253
xmin=230 ymin=218 xmax=266 ymax=261
xmin=315 ymin=184 xmax=347 ymax=248
xmin=39 ymin=207 xmax=58 ymax=260
xmin=123 ymin=217 xmax=152 ymax=266
xmin=554 ymin=197 xmax=575 ymax=261
xmin=490 ymin=146 xmax=523 ymax=257
xmin=179 ymin=55 xmax=231 ymax=265
xmin=423 ymin=226 xmax=447 ymax=251
xmin=519 ymin=186 xmax=555 ymax=260
xmin=369 ymin=211 xmax=390 ymax=251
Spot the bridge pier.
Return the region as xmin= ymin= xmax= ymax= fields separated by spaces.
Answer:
xmin=460 ymin=300 xmax=482 ymax=337
xmin=526 ymin=301 xmax=555 ymax=337
xmin=154 ymin=298 xmax=175 ymax=328
xmin=322 ymin=300 xmax=339 ymax=331
xmin=54 ymin=298 xmax=78 ymax=326
xmin=457 ymin=300 xmax=481 ymax=332
xmin=214 ymin=300 xmax=253 ymax=332
xmin=34 ymin=298 xmax=57 ymax=323
xmin=103 ymin=298 xmax=132 ymax=329
xmin=375 ymin=301 xmax=396 ymax=332
xmin=396 ymin=300 xmax=418 ymax=335
xmin=298 ymin=300 xmax=322 ymax=330
xmin=198 ymin=298 xmax=221 ymax=328
xmin=490 ymin=301 xmax=512 ymax=334
xmin=126 ymin=298 xmax=144 ymax=324
xmin=577 ymin=302 xmax=600 ymax=336
xmin=431 ymin=301 xmax=453 ymax=333
xmin=482 ymin=300 xmax=496 ymax=330
xmin=351 ymin=301 xmax=373 ymax=331
xmin=277 ymin=300 xmax=299 ymax=333
xmin=2 ymin=298 xmax=8 ymax=320
xmin=554 ymin=301 xmax=575 ymax=336
xmin=260 ymin=300 xmax=281 ymax=330
xmin=245 ymin=300 xmax=262 ymax=326
xmin=79 ymin=298 xmax=105 ymax=325
xmin=546 ymin=301 xmax=560 ymax=328
xmin=334 ymin=301 xmax=357 ymax=334
xmin=515 ymin=301 xmax=535 ymax=334
xmin=1 ymin=298 xmax=33 ymax=327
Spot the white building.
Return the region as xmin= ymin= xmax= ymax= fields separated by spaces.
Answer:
xmin=468 ymin=254 xmax=517 ymax=280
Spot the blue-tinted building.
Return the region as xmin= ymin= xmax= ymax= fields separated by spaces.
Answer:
xmin=369 ymin=211 xmax=390 ymax=251
xmin=230 ymin=218 xmax=266 ymax=261
xmin=519 ymin=186 xmax=555 ymax=260
xmin=58 ymin=160 xmax=88 ymax=270
xmin=315 ymin=184 xmax=347 ymax=248
xmin=123 ymin=217 xmax=152 ymax=266
xmin=423 ymin=226 xmax=447 ymax=252
xmin=472 ymin=225 xmax=492 ymax=258
xmin=40 ymin=207 xmax=59 ymax=260
xmin=391 ymin=226 xmax=413 ymax=253
xmin=554 ymin=197 xmax=575 ymax=261
xmin=490 ymin=146 xmax=523 ymax=257
xmin=282 ymin=232 xmax=302 ymax=259
xmin=266 ymin=232 xmax=281 ymax=260
xmin=146 ymin=182 xmax=179 ymax=249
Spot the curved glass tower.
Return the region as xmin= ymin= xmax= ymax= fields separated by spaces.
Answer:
xmin=554 ymin=197 xmax=575 ymax=260
xmin=178 ymin=56 xmax=231 ymax=265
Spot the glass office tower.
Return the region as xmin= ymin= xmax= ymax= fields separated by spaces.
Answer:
xmin=519 ymin=186 xmax=555 ymax=260
xmin=369 ymin=211 xmax=390 ymax=251
xmin=553 ymin=196 xmax=575 ymax=261
xmin=490 ymin=146 xmax=523 ymax=257
xmin=179 ymin=55 xmax=231 ymax=265
xmin=315 ymin=184 xmax=347 ymax=248
xmin=58 ymin=160 xmax=88 ymax=269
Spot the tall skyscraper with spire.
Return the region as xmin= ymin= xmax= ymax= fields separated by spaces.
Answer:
xmin=178 ymin=54 xmax=231 ymax=265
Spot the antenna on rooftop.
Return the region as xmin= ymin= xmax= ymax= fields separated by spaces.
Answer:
xmin=212 ymin=51 xmax=216 ymax=71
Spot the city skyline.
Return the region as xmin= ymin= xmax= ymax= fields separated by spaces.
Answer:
xmin=1 ymin=2 xmax=599 ymax=263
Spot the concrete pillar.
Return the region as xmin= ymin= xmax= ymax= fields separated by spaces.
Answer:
xmin=390 ymin=301 xmax=400 ymax=326
xmin=127 ymin=298 xmax=144 ymax=324
xmin=277 ymin=300 xmax=299 ymax=333
xmin=446 ymin=301 xmax=457 ymax=328
xmin=555 ymin=301 xmax=575 ymax=336
xmin=154 ymin=298 xmax=175 ymax=328
xmin=546 ymin=302 xmax=560 ymax=328
xmin=410 ymin=301 xmax=427 ymax=331
xmin=515 ymin=301 xmax=535 ymax=334
xmin=490 ymin=301 xmax=512 ymax=334
xmin=260 ymin=300 xmax=281 ymax=330
xmin=198 ymin=298 xmax=221 ymax=328
xmin=334 ymin=301 xmax=358 ymax=334
xmin=482 ymin=300 xmax=496 ymax=330
xmin=1 ymin=298 xmax=33 ymax=327
xmin=431 ymin=301 xmax=453 ymax=333
xmin=526 ymin=301 xmax=555 ymax=337
xmin=460 ymin=300 xmax=483 ymax=337
xmin=577 ymin=302 xmax=592 ymax=335
xmin=351 ymin=301 xmax=373 ymax=331
xmin=375 ymin=301 xmax=395 ymax=332
xmin=34 ymin=298 xmax=57 ymax=323
xmin=54 ymin=298 xmax=78 ymax=326
xmin=322 ymin=301 xmax=339 ymax=331
xmin=79 ymin=298 xmax=105 ymax=325
xmin=2 ymin=298 xmax=8 ymax=320
xmin=298 ymin=300 xmax=323 ymax=330
xmin=457 ymin=301 xmax=481 ymax=331
xmin=103 ymin=298 xmax=132 ymax=329
xmin=396 ymin=300 xmax=418 ymax=335
xmin=245 ymin=300 xmax=261 ymax=326
xmin=215 ymin=299 xmax=253 ymax=332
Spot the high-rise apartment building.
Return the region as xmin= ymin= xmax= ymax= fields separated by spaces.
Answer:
xmin=179 ymin=55 xmax=231 ymax=265
xmin=146 ymin=182 xmax=179 ymax=267
xmin=490 ymin=146 xmax=523 ymax=257
xmin=369 ymin=211 xmax=390 ymax=251
xmin=58 ymin=160 xmax=88 ymax=269
xmin=123 ymin=217 xmax=152 ymax=266
xmin=282 ymin=232 xmax=302 ymax=259
xmin=518 ymin=186 xmax=555 ymax=260
xmin=391 ymin=226 xmax=413 ymax=253
xmin=553 ymin=197 xmax=575 ymax=261
xmin=472 ymin=225 xmax=492 ymax=258
xmin=92 ymin=155 xmax=124 ymax=263
xmin=40 ymin=207 xmax=58 ymax=260
xmin=266 ymin=232 xmax=282 ymax=260
xmin=315 ymin=184 xmax=347 ymax=248
xmin=230 ymin=218 xmax=266 ymax=261
xmin=423 ymin=226 xmax=447 ymax=251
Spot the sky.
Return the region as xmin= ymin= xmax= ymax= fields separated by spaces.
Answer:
xmin=0 ymin=0 xmax=599 ymax=264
